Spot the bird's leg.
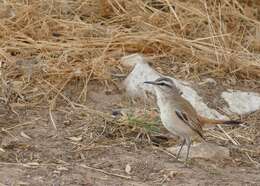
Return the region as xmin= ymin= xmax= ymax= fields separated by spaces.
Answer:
xmin=185 ymin=137 xmax=191 ymax=163
xmin=176 ymin=138 xmax=185 ymax=160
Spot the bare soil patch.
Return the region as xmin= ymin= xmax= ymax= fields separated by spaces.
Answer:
xmin=0 ymin=0 xmax=259 ymax=185
xmin=0 ymin=84 xmax=259 ymax=185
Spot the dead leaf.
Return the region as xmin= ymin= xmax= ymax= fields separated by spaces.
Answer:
xmin=17 ymin=181 xmax=30 ymax=185
xmin=0 ymin=148 xmax=5 ymax=152
xmin=125 ymin=164 xmax=131 ymax=174
xmin=57 ymin=166 xmax=69 ymax=171
xmin=67 ymin=136 xmax=82 ymax=142
xmin=21 ymin=131 xmax=32 ymax=139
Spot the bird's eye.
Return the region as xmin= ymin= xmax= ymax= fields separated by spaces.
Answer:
xmin=158 ymin=82 xmax=166 ymax=86
xmin=159 ymin=82 xmax=171 ymax=87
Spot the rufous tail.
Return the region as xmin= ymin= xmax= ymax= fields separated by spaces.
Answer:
xmin=198 ymin=116 xmax=241 ymax=127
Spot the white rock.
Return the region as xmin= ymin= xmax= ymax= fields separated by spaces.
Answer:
xmin=121 ymin=53 xmax=227 ymax=120
xmin=167 ymin=142 xmax=230 ymax=160
xmin=175 ymin=81 xmax=227 ymax=120
xmin=221 ymin=90 xmax=260 ymax=114
xmin=121 ymin=54 xmax=260 ymax=118
xmin=123 ymin=62 xmax=160 ymax=98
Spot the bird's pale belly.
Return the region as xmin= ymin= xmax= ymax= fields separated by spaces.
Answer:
xmin=159 ymin=104 xmax=194 ymax=137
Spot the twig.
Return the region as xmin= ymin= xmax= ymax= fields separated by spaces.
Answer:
xmin=217 ymin=125 xmax=239 ymax=145
xmin=1 ymin=128 xmax=18 ymax=140
xmin=79 ymin=164 xmax=132 ymax=180
xmin=164 ymin=0 xmax=183 ymax=29
xmin=245 ymin=152 xmax=260 ymax=167
xmin=0 ymin=162 xmax=57 ymax=166
xmin=4 ymin=119 xmax=39 ymax=130
xmin=152 ymin=146 xmax=177 ymax=159
xmin=49 ymin=108 xmax=57 ymax=130
xmin=42 ymin=79 xmax=75 ymax=110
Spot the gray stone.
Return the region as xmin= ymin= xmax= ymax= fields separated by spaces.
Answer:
xmin=167 ymin=142 xmax=230 ymax=160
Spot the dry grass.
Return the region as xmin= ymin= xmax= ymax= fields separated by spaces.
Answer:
xmin=0 ymin=0 xmax=259 ymax=166
xmin=0 ymin=0 xmax=259 ymax=109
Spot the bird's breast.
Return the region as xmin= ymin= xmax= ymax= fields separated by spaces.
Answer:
xmin=157 ymin=100 xmax=194 ymax=137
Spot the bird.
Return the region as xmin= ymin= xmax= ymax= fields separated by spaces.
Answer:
xmin=144 ymin=77 xmax=241 ymax=162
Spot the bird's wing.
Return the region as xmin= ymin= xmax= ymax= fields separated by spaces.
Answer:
xmin=175 ymin=109 xmax=204 ymax=139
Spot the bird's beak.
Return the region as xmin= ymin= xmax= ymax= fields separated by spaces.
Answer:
xmin=144 ymin=81 xmax=157 ymax=85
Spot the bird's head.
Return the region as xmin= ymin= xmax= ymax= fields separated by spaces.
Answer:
xmin=144 ymin=77 xmax=182 ymax=95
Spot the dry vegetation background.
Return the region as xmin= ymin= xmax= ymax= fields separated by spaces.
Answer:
xmin=0 ymin=0 xmax=259 ymax=109
xmin=0 ymin=0 xmax=260 ymax=185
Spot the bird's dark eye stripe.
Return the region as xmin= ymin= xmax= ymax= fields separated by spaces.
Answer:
xmin=158 ymin=82 xmax=171 ymax=87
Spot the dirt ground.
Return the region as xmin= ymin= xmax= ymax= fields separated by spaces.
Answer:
xmin=0 ymin=82 xmax=259 ymax=186
xmin=1 ymin=0 xmax=260 ymax=185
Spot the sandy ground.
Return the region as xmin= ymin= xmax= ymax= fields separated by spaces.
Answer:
xmin=1 ymin=1 xmax=260 ymax=185
xmin=0 ymin=83 xmax=259 ymax=186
